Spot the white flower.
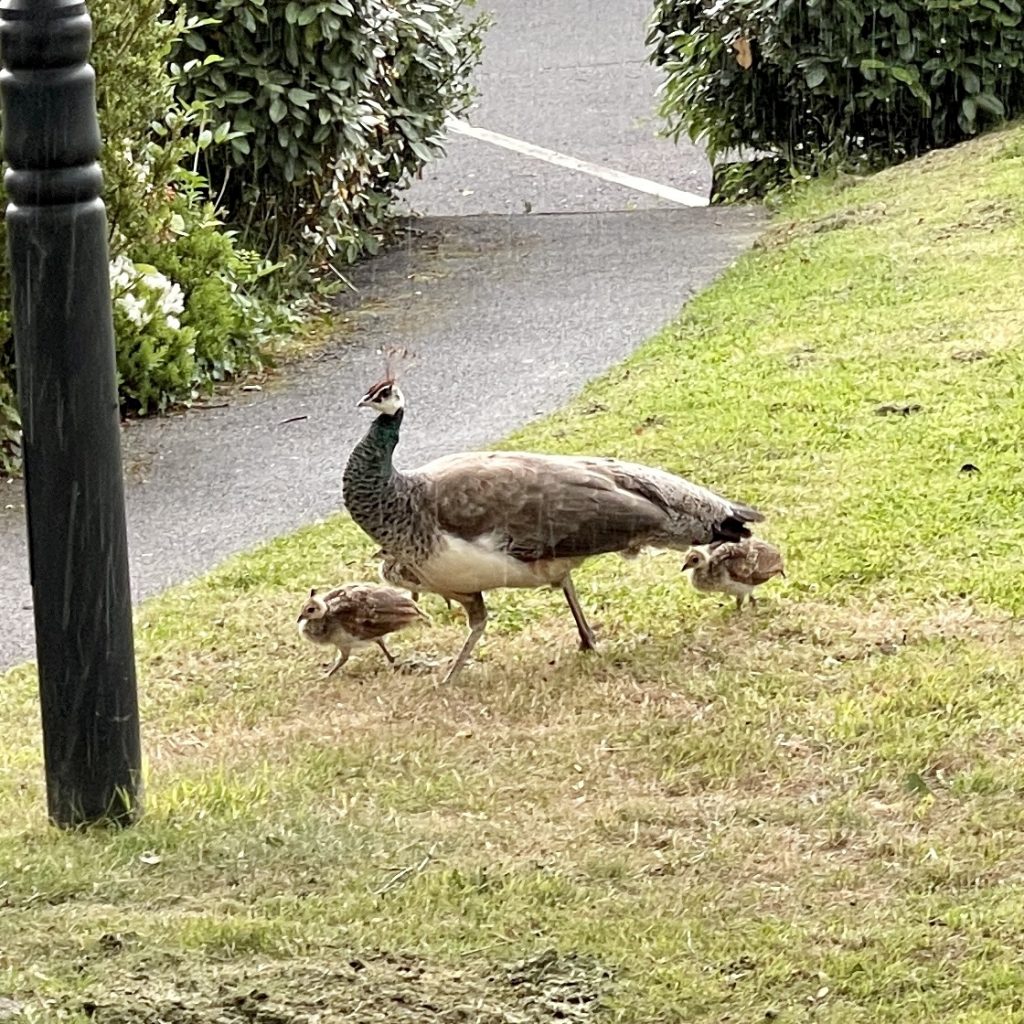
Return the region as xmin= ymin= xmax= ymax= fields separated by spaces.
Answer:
xmin=109 ymin=253 xmax=138 ymax=293
xmin=109 ymin=256 xmax=185 ymax=332
xmin=118 ymin=292 xmax=148 ymax=327
xmin=160 ymin=280 xmax=185 ymax=317
xmin=146 ymin=274 xmax=185 ymax=331
xmin=120 ymin=138 xmax=151 ymax=186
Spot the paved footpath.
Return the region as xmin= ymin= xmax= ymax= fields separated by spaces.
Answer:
xmin=0 ymin=0 xmax=762 ymax=670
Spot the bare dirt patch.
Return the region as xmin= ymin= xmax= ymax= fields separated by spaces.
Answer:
xmin=69 ymin=950 xmax=610 ymax=1024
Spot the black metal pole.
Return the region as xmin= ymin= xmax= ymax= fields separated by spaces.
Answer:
xmin=0 ymin=0 xmax=142 ymax=827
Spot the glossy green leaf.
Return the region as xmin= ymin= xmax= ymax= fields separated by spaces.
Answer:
xmin=805 ymin=63 xmax=827 ymax=88
xmin=269 ymin=96 xmax=287 ymax=123
xmin=974 ymin=92 xmax=1005 ymax=117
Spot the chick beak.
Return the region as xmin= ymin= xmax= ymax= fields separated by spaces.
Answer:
xmin=356 ymin=394 xmax=373 ymax=409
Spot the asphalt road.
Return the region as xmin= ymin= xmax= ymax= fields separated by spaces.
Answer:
xmin=0 ymin=0 xmax=762 ymax=670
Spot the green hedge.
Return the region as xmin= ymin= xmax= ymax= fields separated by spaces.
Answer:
xmin=173 ymin=0 xmax=485 ymax=268
xmin=648 ymin=0 xmax=1024 ymax=184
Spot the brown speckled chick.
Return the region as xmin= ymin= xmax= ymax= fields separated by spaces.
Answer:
xmin=296 ymin=583 xmax=430 ymax=676
xmin=682 ymin=538 xmax=785 ymax=610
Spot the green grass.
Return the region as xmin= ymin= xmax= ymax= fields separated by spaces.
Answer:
xmin=4 ymin=125 xmax=1024 ymax=1022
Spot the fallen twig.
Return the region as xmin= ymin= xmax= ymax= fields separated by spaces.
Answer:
xmin=372 ymin=845 xmax=436 ymax=897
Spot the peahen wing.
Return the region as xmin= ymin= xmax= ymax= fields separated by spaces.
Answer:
xmin=412 ymin=451 xmax=744 ymax=561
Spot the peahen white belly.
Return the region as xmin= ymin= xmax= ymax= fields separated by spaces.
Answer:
xmin=416 ymin=533 xmax=582 ymax=594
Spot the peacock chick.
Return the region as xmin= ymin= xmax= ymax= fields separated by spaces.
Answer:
xmin=682 ymin=538 xmax=785 ymax=610
xmin=296 ymin=583 xmax=431 ymax=676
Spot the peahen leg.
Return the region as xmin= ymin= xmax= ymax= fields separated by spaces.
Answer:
xmin=441 ymin=593 xmax=488 ymax=684
xmin=562 ymin=574 xmax=597 ymax=651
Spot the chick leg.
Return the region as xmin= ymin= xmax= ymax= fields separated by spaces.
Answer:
xmin=325 ymin=647 xmax=350 ymax=677
xmin=561 ymin=574 xmax=597 ymax=651
xmin=441 ymin=593 xmax=488 ymax=684
xmin=375 ymin=638 xmax=396 ymax=664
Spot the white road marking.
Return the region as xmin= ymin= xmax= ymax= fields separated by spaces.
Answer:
xmin=445 ymin=117 xmax=709 ymax=208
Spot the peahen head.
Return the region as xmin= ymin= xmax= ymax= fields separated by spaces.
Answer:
xmin=357 ymin=379 xmax=405 ymax=417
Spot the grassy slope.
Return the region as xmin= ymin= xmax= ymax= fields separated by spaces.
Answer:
xmin=3 ymin=126 xmax=1024 ymax=1023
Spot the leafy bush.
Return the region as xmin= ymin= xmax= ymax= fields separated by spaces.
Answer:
xmin=173 ymin=0 xmax=486 ymax=269
xmin=0 ymin=375 xmax=18 ymax=475
xmin=648 ymin=0 xmax=1024 ymax=185
xmin=0 ymin=0 xmax=281 ymax=472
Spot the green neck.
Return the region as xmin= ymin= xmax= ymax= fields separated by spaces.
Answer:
xmin=342 ymin=409 xmax=405 ymax=531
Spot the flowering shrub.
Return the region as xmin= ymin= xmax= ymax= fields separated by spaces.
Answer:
xmin=111 ymin=255 xmax=186 ymax=333
xmin=0 ymin=377 xmax=17 ymax=475
xmin=108 ymin=254 xmax=194 ymax=410
xmin=132 ymin=195 xmax=286 ymax=386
